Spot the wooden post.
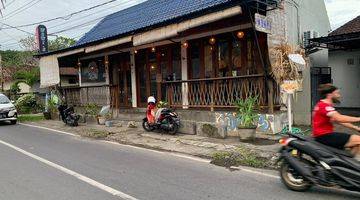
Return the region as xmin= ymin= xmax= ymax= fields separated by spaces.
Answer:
xmin=130 ymin=50 xmax=137 ymax=108
xmin=268 ymin=80 xmax=274 ymax=113
xmin=181 ymin=41 xmax=189 ymax=109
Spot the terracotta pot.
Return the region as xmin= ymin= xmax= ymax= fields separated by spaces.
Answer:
xmin=237 ymin=127 xmax=256 ymax=141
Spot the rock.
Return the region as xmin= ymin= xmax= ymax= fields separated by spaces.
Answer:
xmin=127 ymin=121 xmax=137 ymax=128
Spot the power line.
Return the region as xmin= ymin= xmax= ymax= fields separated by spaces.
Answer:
xmin=47 ymin=0 xmax=134 ymax=30
xmin=0 ymin=21 xmax=34 ymax=35
xmin=49 ymin=0 xmax=144 ymax=35
xmin=2 ymin=0 xmax=43 ymax=20
xmin=1 ymin=0 xmax=117 ymax=29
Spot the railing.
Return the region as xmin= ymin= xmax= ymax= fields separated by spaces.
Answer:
xmin=163 ymin=74 xmax=279 ymax=109
xmin=62 ymin=85 xmax=110 ymax=106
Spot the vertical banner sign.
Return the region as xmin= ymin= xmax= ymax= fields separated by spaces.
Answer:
xmin=36 ymin=25 xmax=48 ymax=53
xmin=255 ymin=13 xmax=272 ymax=34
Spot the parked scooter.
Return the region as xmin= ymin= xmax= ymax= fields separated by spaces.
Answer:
xmin=278 ymin=132 xmax=360 ymax=192
xmin=58 ymin=104 xmax=80 ymax=127
xmin=142 ymin=96 xmax=180 ymax=134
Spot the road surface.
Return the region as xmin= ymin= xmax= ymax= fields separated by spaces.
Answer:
xmin=0 ymin=123 xmax=358 ymax=200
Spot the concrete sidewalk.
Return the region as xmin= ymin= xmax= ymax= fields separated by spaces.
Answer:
xmin=22 ymin=120 xmax=282 ymax=168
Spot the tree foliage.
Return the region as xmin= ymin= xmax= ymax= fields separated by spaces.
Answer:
xmin=48 ymin=36 xmax=76 ymax=51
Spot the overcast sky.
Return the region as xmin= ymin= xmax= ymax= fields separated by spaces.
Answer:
xmin=0 ymin=0 xmax=359 ymax=50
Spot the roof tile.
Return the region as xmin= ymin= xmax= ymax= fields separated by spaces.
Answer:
xmin=75 ymin=0 xmax=233 ymax=46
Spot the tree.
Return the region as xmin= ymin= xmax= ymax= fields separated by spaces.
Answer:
xmin=48 ymin=36 xmax=76 ymax=51
xmin=14 ymin=68 xmax=40 ymax=87
xmin=19 ymin=36 xmax=76 ymax=52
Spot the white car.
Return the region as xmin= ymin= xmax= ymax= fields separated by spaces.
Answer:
xmin=0 ymin=94 xmax=17 ymax=124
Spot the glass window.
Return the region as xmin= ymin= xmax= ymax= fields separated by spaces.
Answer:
xmin=172 ymin=46 xmax=181 ymax=81
xmin=136 ymin=50 xmax=147 ymax=104
xmin=190 ymin=41 xmax=200 ymax=79
xmin=217 ymin=39 xmax=230 ymax=77
xmin=0 ymin=95 xmax=10 ymax=104
xmin=80 ymin=57 xmax=106 ymax=83
xmin=204 ymin=44 xmax=213 ymax=78
xmin=232 ymin=40 xmax=242 ymax=76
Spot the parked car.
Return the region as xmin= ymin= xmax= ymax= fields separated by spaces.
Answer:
xmin=0 ymin=94 xmax=17 ymax=124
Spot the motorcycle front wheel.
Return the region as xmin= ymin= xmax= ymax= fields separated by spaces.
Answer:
xmin=142 ymin=120 xmax=155 ymax=132
xmin=167 ymin=121 xmax=179 ymax=135
xmin=280 ymin=161 xmax=312 ymax=192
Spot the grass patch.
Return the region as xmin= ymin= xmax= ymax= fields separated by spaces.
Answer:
xmin=211 ymin=146 xmax=269 ymax=169
xmin=18 ymin=114 xmax=45 ymax=122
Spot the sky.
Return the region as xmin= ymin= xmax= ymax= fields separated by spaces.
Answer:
xmin=0 ymin=0 xmax=359 ymax=50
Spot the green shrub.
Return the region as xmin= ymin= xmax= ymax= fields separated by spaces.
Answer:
xmin=16 ymin=94 xmax=37 ymax=114
xmin=235 ymin=96 xmax=259 ymax=128
xmin=84 ymin=103 xmax=100 ymax=116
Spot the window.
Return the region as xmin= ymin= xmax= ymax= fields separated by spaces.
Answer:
xmin=190 ymin=41 xmax=201 ymax=79
xmin=232 ymin=40 xmax=242 ymax=76
xmin=68 ymin=78 xmax=77 ymax=84
xmin=347 ymin=58 xmax=354 ymax=65
xmin=217 ymin=39 xmax=230 ymax=77
xmin=204 ymin=44 xmax=214 ymax=78
xmin=136 ymin=50 xmax=147 ymax=104
xmin=80 ymin=57 xmax=106 ymax=83
xmin=172 ymin=47 xmax=181 ymax=80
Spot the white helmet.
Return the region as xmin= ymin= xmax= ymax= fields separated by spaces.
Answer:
xmin=147 ymin=96 xmax=156 ymax=104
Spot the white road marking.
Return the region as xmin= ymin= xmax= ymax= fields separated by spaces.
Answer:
xmin=0 ymin=139 xmax=139 ymax=200
xmin=18 ymin=123 xmax=279 ymax=179
xmin=19 ymin=123 xmax=78 ymax=137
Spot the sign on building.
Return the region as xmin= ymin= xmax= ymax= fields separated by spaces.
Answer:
xmin=36 ymin=25 xmax=48 ymax=53
xmin=255 ymin=13 xmax=271 ymax=34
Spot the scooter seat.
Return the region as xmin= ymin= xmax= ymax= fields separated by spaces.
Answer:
xmin=315 ymin=141 xmax=354 ymax=158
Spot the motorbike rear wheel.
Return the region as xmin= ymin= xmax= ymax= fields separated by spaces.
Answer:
xmin=280 ymin=161 xmax=312 ymax=192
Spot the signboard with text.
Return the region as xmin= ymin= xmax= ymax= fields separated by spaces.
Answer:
xmin=255 ymin=13 xmax=271 ymax=34
xmin=35 ymin=25 xmax=48 ymax=53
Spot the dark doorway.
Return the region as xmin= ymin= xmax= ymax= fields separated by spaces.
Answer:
xmin=311 ymin=67 xmax=332 ymax=108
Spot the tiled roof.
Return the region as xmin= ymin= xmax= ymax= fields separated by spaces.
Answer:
xmin=329 ymin=15 xmax=360 ymax=36
xmin=75 ymin=0 xmax=234 ymax=46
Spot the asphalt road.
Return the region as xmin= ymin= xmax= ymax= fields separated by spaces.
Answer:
xmin=0 ymin=123 xmax=358 ymax=200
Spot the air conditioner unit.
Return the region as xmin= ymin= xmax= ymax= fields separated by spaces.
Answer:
xmin=303 ymin=30 xmax=319 ymax=47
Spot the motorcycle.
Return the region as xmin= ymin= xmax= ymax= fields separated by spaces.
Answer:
xmin=278 ymin=132 xmax=360 ymax=192
xmin=142 ymin=108 xmax=180 ymax=135
xmin=58 ymin=104 xmax=80 ymax=127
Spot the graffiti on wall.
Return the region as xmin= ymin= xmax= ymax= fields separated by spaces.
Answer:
xmin=215 ymin=112 xmax=240 ymax=132
xmin=215 ymin=112 xmax=288 ymax=134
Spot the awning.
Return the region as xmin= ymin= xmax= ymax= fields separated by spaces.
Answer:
xmin=133 ymin=6 xmax=242 ymax=46
xmin=40 ymin=48 xmax=84 ymax=88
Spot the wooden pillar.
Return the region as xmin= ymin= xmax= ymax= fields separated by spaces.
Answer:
xmin=130 ymin=50 xmax=138 ymax=108
xmin=104 ymin=55 xmax=111 ymax=105
xmin=181 ymin=41 xmax=189 ymax=109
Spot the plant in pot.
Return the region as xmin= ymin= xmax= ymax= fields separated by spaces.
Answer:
xmin=84 ymin=103 xmax=99 ymax=124
xmin=97 ymin=105 xmax=111 ymax=125
xmin=235 ymin=96 xmax=259 ymax=141
xmin=47 ymin=98 xmax=59 ymax=120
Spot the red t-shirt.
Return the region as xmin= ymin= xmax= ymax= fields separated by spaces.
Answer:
xmin=312 ymin=101 xmax=336 ymax=137
xmin=147 ymin=104 xmax=156 ymax=123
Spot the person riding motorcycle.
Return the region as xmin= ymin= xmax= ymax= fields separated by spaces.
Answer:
xmin=312 ymin=84 xmax=360 ymax=156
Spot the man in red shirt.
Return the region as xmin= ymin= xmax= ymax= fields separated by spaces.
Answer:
xmin=312 ymin=84 xmax=360 ymax=155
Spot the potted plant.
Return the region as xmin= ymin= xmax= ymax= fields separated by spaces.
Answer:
xmin=47 ymin=99 xmax=59 ymax=120
xmin=84 ymin=103 xmax=99 ymax=124
xmin=235 ymin=96 xmax=259 ymax=141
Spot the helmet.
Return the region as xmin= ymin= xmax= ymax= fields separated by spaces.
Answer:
xmin=147 ymin=96 xmax=156 ymax=104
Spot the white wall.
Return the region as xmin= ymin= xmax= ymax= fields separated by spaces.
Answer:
xmin=329 ymin=50 xmax=360 ymax=107
xmin=284 ymin=0 xmax=331 ymax=125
